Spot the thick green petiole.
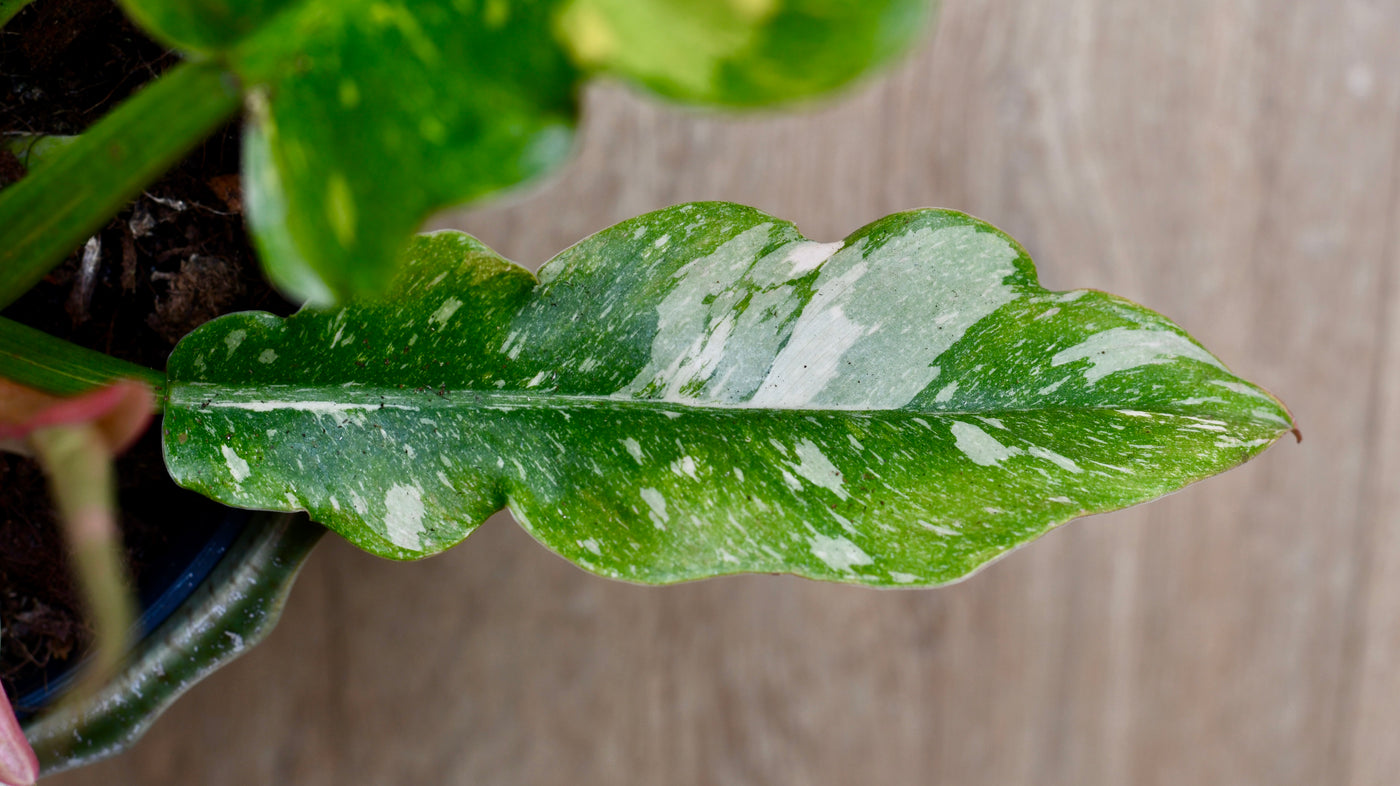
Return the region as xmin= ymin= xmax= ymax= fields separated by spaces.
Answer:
xmin=0 ymin=318 xmax=165 ymax=407
xmin=0 ymin=60 xmax=242 ymax=309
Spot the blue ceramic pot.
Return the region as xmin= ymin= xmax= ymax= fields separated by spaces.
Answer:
xmin=19 ymin=511 xmax=323 ymax=774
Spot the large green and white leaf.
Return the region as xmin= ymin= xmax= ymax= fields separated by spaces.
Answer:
xmin=162 ymin=203 xmax=1292 ymax=586
xmin=554 ymin=0 xmax=932 ymax=106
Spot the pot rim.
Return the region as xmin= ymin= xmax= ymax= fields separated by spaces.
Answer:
xmin=13 ymin=505 xmax=249 ymax=718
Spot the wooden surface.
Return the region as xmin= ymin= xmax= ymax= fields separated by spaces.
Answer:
xmin=51 ymin=0 xmax=1399 ymax=783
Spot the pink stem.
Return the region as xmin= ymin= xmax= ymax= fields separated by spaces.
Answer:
xmin=0 ymin=685 xmax=37 ymax=786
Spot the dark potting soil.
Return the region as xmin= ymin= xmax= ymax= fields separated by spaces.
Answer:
xmin=0 ymin=0 xmax=295 ymax=704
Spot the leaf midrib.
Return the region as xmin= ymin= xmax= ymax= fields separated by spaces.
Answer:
xmin=166 ymin=382 xmax=1253 ymax=422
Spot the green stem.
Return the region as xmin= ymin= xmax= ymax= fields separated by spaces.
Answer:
xmin=0 ymin=0 xmax=35 ymax=28
xmin=28 ymin=424 xmax=138 ymax=704
xmin=0 ymin=318 xmax=165 ymax=407
xmin=0 ymin=60 xmax=242 ymax=309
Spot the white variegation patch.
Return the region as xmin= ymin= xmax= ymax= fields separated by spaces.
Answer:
xmin=620 ymin=223 xmax=798 ymax=402
xmin=785 ymin=240 xmax=843 ymax=276
xmin=221 ymin=445 xmax=251 ymax=483
xmin=1027 ymin=446 xmax=1081 ymax=473
xmin=810 ymin=534 xmax=872 ymax=572
xmin=640 ymin=487 xmax=669 ymax=529
xmin=951 ymin=421 xmax=1020 ymax=467
xmin=384 ymin=484 xmax=425 ymax=551
xmin=224 ymin=329 xmax=246 ymax=357
xmin=429 ymin=296 xmax=464 ymax=326
xmin=619 ymin=222 xmax=1021 ymax=411
xmin=752 ymin=224 xmax=1021 ymax=409
xmin=1052 ymin=327 xmax=1225 ymax=384
xmin=789 ymin=439 xmax=848 ymax=500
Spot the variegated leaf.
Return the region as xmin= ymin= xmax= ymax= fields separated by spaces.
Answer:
xmin=162 ymin=203 xmax=1292 ymax=586
xmin=232 ymin=0 xmax=580 ymax=305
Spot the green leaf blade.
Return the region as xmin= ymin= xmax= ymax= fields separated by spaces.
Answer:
xmin=164 ymin=203 xmax=1291 ymax=585
xmin=555 ymin=0 xmax=935 ymax=107
xmin=235 ymin=0 xmax=580 ymax=304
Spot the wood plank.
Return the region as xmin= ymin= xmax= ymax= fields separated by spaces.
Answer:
xmin=47 ymin=0 xmax=1397 ymax=783
xmin=1344 ymin=11 xmax=1400 ymax=776
xmin=1345 ymin=209 xmax=1400 ymax=786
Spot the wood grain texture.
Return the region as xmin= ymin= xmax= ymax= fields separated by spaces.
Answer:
xmin=48 ymin=0 xmax=1398 ymax=783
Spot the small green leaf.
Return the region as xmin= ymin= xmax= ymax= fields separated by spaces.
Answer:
xmin=116 ymin=0 xmax=586 ymax=305
xmin=163 ymin=203 xmax=1291 ymax=586
xmin=555 ymin=0 xmax=934 ymax=106
xmin=233 ymin=0 xmax=580 ymax=304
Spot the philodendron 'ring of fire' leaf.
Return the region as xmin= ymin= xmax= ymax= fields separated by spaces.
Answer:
xmin=111 ymin=0 xmax=935 ymax=305
xmin=162 ymin=202 xmax=1293 ymax=587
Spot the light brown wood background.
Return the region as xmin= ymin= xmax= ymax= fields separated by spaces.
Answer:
xmin=50 ymin=0 xmax=1400 ymax=783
